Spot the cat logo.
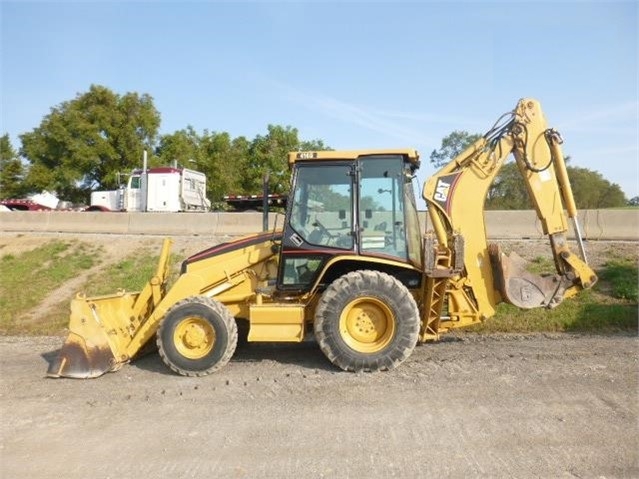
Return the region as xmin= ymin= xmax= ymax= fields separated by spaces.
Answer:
xmin=434 ymin=179 xmax=450 ymax=202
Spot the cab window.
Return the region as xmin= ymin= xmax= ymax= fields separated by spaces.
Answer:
xmin=359 ymin=157 xmax=407 ymax=261
xmin=130 ymin=176 xmax=141 ymax=189
xmin=289 ymin=164 xmax=354 ymax=250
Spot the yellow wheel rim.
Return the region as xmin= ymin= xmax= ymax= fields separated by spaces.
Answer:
xmin=173 ymin=317 xmax=216 ymax=360
xmin=339 ymin=296 xmax=395 ymax=353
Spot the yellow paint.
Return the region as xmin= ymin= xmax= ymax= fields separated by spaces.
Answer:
xmin=248 ymin=304 xmax=305 ymax=342
xmin=288 ymin=149 xmax=419 ymax=168
xmin=173 ymin=317 xmax=216 ymax=360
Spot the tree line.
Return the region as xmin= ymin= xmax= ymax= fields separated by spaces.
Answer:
xmin=0 ymin=85 xmax=630 ymax=209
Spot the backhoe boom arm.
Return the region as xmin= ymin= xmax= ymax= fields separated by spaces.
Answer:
xmin=421 ymin=98 xmax=597 ymax=336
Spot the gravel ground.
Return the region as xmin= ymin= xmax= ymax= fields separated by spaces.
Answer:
xmin=1 ymin=333 xmax=637 ymax=479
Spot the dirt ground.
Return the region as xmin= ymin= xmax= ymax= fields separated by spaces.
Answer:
xmin=1 ymin=334 xmax=637 ymax=478
xmin=1 ymin=233 xmax=637 ymax=478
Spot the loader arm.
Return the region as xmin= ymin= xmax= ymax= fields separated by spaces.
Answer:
xmin=421 ymin=98 xmax=597 ymax=338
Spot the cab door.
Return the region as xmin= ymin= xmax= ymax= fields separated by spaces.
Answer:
xmin=125 ymin=174 xmax=144 ymax=212
xmin=277 ymin=161 xmax=355 ymax=291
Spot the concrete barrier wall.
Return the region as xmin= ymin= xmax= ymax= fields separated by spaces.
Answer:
xmin=0 ymin=210 xmax=637 ymax=240
xmin=420 ymin=209 xmax=639 ymax=240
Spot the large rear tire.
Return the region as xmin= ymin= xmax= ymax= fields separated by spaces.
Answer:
xmin=314 ymin=270 xmax=419 ymax=372
xmin=157 ymin=296 xmax=237 ymax=377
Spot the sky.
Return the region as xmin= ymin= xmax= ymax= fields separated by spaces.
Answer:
xmin=1 ymin=1 xmax=638 ymax=202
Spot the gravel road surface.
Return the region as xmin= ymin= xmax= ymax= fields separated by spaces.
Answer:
xmin=1 ymin=334 xmax=637 ymax=479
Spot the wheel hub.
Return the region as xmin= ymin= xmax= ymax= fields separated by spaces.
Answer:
xmin=349 ymin=308 xmax=386 ymax=342
xmin=339 ymin=297 xmax=395 ymax=353
xmin=174 ymin=317 xmax=216 ymax=359
xmin=184 ymin=324 xmax=207 ymax=348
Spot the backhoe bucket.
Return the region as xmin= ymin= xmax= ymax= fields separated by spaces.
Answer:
xmin=47 ymin=238 xmax=173 ymax=379
xmin=489 ymin=244 xmax=568 ymax=309
xmin=46 ymin=292 xmax=140 ymax=378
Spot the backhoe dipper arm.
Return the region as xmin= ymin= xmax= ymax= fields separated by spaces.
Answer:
xmin=422 ymin=98 xmax=597 ymax=330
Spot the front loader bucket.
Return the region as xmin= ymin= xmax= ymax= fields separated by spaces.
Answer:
xmin=489 ymin=244 xmax=569 ymax=310
xmin=47 ymin=292 xmax=141 ymax=378
xmin=47 ymin=333 xmax=117 ymax=379
xmin=47 ymin=238 xmax=173 ymax=379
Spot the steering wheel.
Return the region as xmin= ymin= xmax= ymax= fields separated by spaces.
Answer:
xmin=312 ymin=219 xmax=333 ymax=239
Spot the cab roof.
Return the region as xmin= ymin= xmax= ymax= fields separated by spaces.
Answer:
xmin=288 ymin=149 xmax=420 ymax=168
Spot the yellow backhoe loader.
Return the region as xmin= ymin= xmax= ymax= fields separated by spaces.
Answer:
xmin=47 ymin=98 xmax=597 ymax=379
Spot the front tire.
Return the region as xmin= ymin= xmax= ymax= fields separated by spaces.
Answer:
xmin=157 ymin=296 xmax=237 ymax=376
xmin=314 ymin=270 xmax=420 ymax=372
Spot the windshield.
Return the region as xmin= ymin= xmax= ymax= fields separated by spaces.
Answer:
xmin=289 ymin=163 xmax=354 ymax=250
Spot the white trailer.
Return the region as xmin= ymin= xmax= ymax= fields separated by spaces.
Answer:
xmin=88 ymin=160 xmax=210 ymax=212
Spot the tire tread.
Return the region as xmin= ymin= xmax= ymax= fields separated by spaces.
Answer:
xmin=314 ymin=270 xmax=419 ymax=372
xmin=157 ymin=296 xmax=238 ymax=377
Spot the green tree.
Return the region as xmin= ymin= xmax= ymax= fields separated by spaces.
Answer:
xmin=157 ymin=127 xmax=249 ymax=205
xmin=156 ymin=126 xmax=329 ymax=207
xmin=429 ymin=130 xmax=482 ymax=168
xmin=241 ymin=126 xmax=331 ymax=195
xmin=0 ymin=134 xmax=28 ymax=199
xmin=300 ymin=138 xmax=330 ymax=152
xmin=20 ymin=85 xmax=160 ymax=203
xmin=156 ymin=126 xmax=202 ymax=169
xmin=485 ymin=162 xmax=627 ymax=209
xmin=565 ymin=166 xmax=626 ymax=208
xmin=199 ymin=130 xmax=247 ymax=203
xmin=242 ymin=125 xmax=301 ymax=195
xmin=485 ymin=162 xmax=530 ymax=209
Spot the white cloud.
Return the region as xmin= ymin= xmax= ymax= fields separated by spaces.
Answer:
xmin=558 ymin=101 xmax=638 ymax=133
xmin=274 ymin=82 xmax=442 ymax=145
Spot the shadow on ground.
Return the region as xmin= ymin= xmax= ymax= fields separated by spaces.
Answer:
xmin=132 ymin=340 xmax=336 ymax=376
xmin=39 ymin=338 xmax=335 ymax=379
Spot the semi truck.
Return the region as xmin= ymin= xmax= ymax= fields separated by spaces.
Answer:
xmin=87 ymin=153 xmax=210 ymax=212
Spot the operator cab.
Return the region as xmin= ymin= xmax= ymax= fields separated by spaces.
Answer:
xmin=277 ymin=150 xmax=422 ymax=291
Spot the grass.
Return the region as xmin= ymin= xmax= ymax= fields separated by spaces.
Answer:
xmin=94 ymin=249 xmax=185 ymax=295
xmin=84 ymin=249 xmax=163 ymax=296
xmin=597 ymin=259 xmax=638 ymax=302
xmin=0 ymin=240 xmax=185 ymax=335
xmin=82 ymin=249 xmax=185 ymax=294
xmin=0 ymin=241 xmax=102 ymax=334
xmin=526 ymin=256 xmax=556 ymax=274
